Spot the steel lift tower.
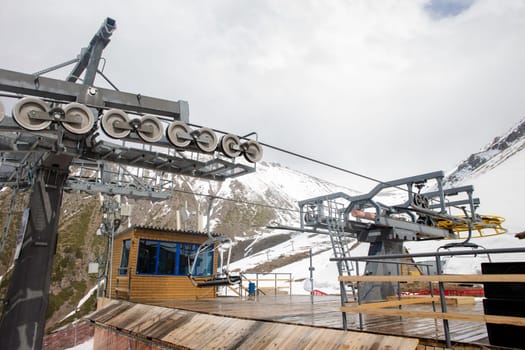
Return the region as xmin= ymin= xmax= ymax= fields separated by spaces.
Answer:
xmin=299 ymin=172 xmax=481 ymax=305
xmin=0 ymin=18 xmax=262 ymax=349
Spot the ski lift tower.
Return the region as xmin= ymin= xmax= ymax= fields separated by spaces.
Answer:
xmin=299 ymin=172 xmax=480 ymax=305
xmin=0 ymin=18 xmax=262 ymax=349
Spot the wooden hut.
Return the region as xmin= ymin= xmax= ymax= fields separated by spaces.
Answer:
xmin=108 ymin=225 xmax=219 ymax=302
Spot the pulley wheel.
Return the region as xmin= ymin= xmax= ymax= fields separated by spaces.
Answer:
xmin=0 ymin=101 xmax=4 ymax=123
xmin=62 ymin=102 xmax=95 ymax=135
xmin=219 ymin=134 xmax=241 ymax=158
xmin=413 ymin=193 xmax=429 ymax=208
xmin=12 ymin=97 xmax=51 ymax=131
xmin=166 ymin=121 xmax=192 ymax=148
xmin=193 ymin=127 xmax=218 ymax=153
xmin=101 ymin=109 xmax=131 ymax=139
xmin=137 ymin=115 xmax=163 ymax=143
xmin=242 ymin=140 xmax=263 ymax=163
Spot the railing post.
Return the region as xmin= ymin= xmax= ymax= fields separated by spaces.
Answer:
xmin=127 ymin=267 xmax=131 ymax=302
xmin=356 ymin=261 xmax=362 ymax=331
xmin=435 ymin=256 xmax=451 ymax=348
xmin=289 ymin=273 xmax=292 ymax=296
xmin=256 ymin=273 xmax=259 ymax=297
xmin=427 ymin=265 xmax=436 ymax=312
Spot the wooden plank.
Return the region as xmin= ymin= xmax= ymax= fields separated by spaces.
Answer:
xmin=90 ymin=299 xmax=420 ymax=350
xmin=351 ymin=297 xmax=441 ymax=309
xmin=340 ymin=306 xmax=525 ymax=326
xmin=244 ymin=278 xmax=292 ymax=281
xmin=386 ymin=295 xmax=475 ymax=305
xmin=339 ymin=273 xmax=525 ymax=283
xmin=226 ymin=285 xmax=242 ymax=296
xmin=138 ymin=295 xmax=493 ymax=346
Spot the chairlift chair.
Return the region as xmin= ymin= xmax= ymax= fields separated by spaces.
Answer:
xmin=188 ymin=235 xmax=241 ymax=288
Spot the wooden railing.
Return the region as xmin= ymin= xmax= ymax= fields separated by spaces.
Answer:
xmin=115 ymin=275 xmax=130 ymax=300
xmin=339 ymin=274 xmax=525 ymax=327
xmin=331 ymin=246 xmax=525 ymax=347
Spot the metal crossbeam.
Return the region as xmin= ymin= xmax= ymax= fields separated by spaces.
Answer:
xmin=0 ymin=69 xmax=189 ymax=120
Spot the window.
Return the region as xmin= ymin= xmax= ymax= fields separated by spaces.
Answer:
xmin=135 ymin=239 xmax=214 ymax=276
xmin=179 ymin=243 xmax=196 ymax=275
xmin=118 ymin=239 xmax=131 ymax=275
xmin=137 ymin=240 xmax=158 ymax=274
xmin=194 ymin=246 xmax=214 ymax=276
xmin=158 ymin=241 xmax=177 ymax=274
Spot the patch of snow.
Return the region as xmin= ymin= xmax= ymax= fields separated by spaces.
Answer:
xmin=457 ymin=147 xmax=525 ymax=233
xmin=405 ymin=233 xmax=525 ymax=274
xmin=61 ymin=283 xmax=99 ymax=322
xmin=65 ymin=337 xmax=93 ymax=350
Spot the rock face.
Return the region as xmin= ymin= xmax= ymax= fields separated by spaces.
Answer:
xmin=444 ymin=117 xmax=525 ymax=187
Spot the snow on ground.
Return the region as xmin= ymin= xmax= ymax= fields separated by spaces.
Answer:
xmin=241 ymin=162 xmax=360 ymax=202
xmin=230 ymin=232 xmax=332 ymax=272
xmin=61 ymin=284 xmax=99 ymax=321
xmin=465 ymin=148 xmax=525 ymax=233
xmin=231 ymin=228 xmax=525 ymax=294
xmin=405 ymin=233 xmax=525 ymax=274
xmin=272 ymin=242 xmax=370 ymax=295
xmin=65 ymin=337 xmax=93 ymax=350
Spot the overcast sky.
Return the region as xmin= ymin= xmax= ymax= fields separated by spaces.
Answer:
xmin=1 ymin=0 xmax=524 ymax=191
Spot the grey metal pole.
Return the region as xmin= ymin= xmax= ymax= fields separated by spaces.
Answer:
xmin=0 ymin=154 xmax=72 ymax=350
xmin=356 ymin=261 xmax=363 ymax=331
xmin=435 ymin=255 xmax=451 ymax=347
xmin=427 ymin=265 xmax=436 ymax=312
xmin=108 ymin=221 xmax=114 ymax=299
xmin=309 ymin=248 xmax=314 ymax=305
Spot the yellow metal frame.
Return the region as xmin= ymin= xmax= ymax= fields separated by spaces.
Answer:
xmin=437 ymin=214 xmax=507 ymax=238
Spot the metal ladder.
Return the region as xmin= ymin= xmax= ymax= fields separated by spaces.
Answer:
xmin=325 ymin=199 xmax=356 ymax=303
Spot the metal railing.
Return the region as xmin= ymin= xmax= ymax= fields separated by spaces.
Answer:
xmin=331 ymin=246 xmax=525 ymax=347
xmin=222 ymin=272 xmax=293 ymax=297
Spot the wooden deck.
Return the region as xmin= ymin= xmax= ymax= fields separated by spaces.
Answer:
xmin=89 ymin=298 xmax=420 ymax=350
xmin=146 ymin=295 xmax=493 ymax=348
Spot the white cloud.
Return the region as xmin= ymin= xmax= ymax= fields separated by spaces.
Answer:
xmin=1 ymin=0 xmax=524 ymax=192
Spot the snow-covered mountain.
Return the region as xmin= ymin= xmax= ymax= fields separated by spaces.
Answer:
xmin=444 ymin=117 xmax=525 ymax=185
xmin=443 ymin=117 xmax=525 ymax=232
xmin=126 ymin=161 xmax=362 ymax=239
xmin=229 ymin=117 xmax=525 ymax=294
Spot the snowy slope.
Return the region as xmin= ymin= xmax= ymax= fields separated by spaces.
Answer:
xmin=405 ymin=233 xmax=525 ymax=274
xmin=444 ymin=117 xmax=525 ymax=232
xmin=467 ymin=148 xmax=525 ymax=232
xmin=230 ymin=118 xmax=525 ymax=294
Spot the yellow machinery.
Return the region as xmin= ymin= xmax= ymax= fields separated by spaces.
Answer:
xmin=437 ymin=215 xmax=507 ymax=239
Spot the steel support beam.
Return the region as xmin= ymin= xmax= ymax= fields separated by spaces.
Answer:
xmin=0 ymin=69 xmax=189 ymax=121
xmin=0 ymin=153 xmax=72 ymax=350
xmin=359 ymin=240 xmax=403 ymax=303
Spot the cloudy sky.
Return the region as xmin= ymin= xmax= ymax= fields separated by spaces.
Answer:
xmin=1 ymin=0 xmax=524 ymax=191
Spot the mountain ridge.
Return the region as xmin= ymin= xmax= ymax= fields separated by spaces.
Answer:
xmin=444 ymin=116 xmax=525 ymax=186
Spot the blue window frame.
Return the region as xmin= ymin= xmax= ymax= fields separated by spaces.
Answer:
xmin=118 ymin=239 xmax=131 ymax=275
xmin=158 ymin=241 xmax=177 ymax=274
xmin=178 ymin=243 xmax=196 ymax=275
xmin=136 ymin=239 xmax=214 ymax=276
xmin=137 ymin=240 xmax=158 ymax=274
xmin=194 ymin=245 xmax=214 ymax=276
